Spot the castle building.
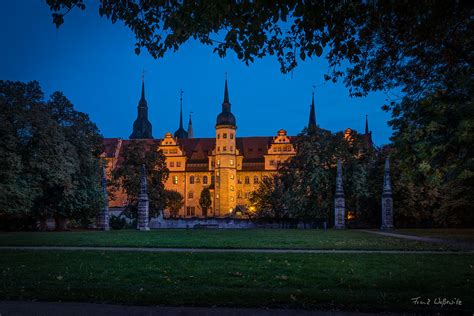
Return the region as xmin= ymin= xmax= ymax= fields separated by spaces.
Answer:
xmin=103 ymin=78 xmax=373 ymax=218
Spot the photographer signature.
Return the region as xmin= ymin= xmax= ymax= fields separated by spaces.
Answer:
xmin=411 ymin=296 xmax=462 ymax=308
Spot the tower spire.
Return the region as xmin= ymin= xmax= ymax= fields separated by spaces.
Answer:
xmin=364 ymin=114 xmax=373 ymax=147
xmin=179 ymin=89 xmax=184 ymax=129
xmin=308 ymin=90 xmax=316 ymax=131
xmin=365 ymin=114 xmax=369 ymax=135
xmin=216 ymin=75 xmax=236 ymax=127
xmin=140 ymin=70 xmax=145 ymax=101
xmin=223 ymin=74 xmax=230 ymax=109
xmin=174 ymin=89 xmax=188 ymax=139
xmin=188 ymin=113 xmax=194 ymax=139
xmin=130 ymin=72 xmax=153 ymax=139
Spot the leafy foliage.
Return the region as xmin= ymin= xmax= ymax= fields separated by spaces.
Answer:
xmin=0 ymin=80 xmax=103 ymax=230
xmin=251 ymin=127 xmax=380 ymax=227
xmin=165 ymin=190 xmax=184 ymax=218
xmin=47 ymin=1 xmax=472 ymax=101
xmin=390 ymin=77 xmax=474 ymax=227
xmin=112 ymin=141 xmax=169 ymax=219
xmin=199 ymin=186 xmax=212 ymax=217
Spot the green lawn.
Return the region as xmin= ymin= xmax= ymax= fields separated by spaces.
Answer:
xmin=396 ymin=229 xmax=474 ymax=243
xmin=0 ymin=229 xmax=460 ymax=250
xmin=0 ymin=250 xmax=472 ymax=312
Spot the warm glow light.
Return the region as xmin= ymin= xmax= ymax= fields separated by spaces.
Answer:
xmin=249 ymin=206 xmax=256 ymax=212
xmin=229 ymin=208 xmax=233 ymax=213
xmin=347 ymin=211 xmax=355 ymax=220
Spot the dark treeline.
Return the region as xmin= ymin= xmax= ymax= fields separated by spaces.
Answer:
xmin=0 ymin=80 xmax=103 ymax=231
xmin=249 ymin=78 xmax=474 ymax=228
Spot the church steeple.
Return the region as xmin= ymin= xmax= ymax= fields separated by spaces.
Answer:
xmin=188 ymin=114 xmax=194 ymax=139
xmin=174 ymin=89 xmax=188 ymax=139
xmin=216 ymin=76 xmax=236 ymax=127
xmin=307 ymin=91 xmax=317 ymax=131
xmin=130 ymin=74 xmax=153 ymax=139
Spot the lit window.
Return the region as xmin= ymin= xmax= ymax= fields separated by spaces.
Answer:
xmin=173 ymin=176 xmax=178 ymax=184
xmin=230 ymin=159 xmax=234 ymax=166
xmin=230 ymin=174 xmax=234 ymax=180
xmin=223 ymin=133 xmax=227 ymax=139
xmin=203 ymin=176 xmax=208 ymax=184
xmin=230 ymin=185 xmax=234 ymax=191
xmin=190 ymin=176 xmax=195 ymax=184
xmin=230 ymin=197 xmax=234 ymax=202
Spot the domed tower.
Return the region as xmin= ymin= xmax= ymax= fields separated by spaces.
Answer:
xmin=214 ymin=78 xmax=238 ymax=216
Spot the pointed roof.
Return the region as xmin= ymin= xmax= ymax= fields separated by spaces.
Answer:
xmin=188 ymin=114 xmax=194 ymax=139
xmin=364 ymin=114 xmax=373 ymax=147
xmin=216 ymin=77 xmax=236 ymax=127
xmin=174 ymin=90 xmax=188 ymax=139
xmin=130 ymin=76 xmax=153 ymax=139
xmin=308 ymin=92 xmax=316 ymax=131
xmin=365 ymin=115 xmax=369 ymax=134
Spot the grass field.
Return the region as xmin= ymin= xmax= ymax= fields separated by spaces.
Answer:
xmin=0 ymin=229 xmax=462 ymax=250
xmin=0 ymin=250 xmax=472 ymax=313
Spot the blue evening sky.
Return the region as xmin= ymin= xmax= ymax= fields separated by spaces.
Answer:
xmin=1 ymin=1 xmax=393 ymax=145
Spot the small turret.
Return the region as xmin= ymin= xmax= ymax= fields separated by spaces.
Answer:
xmin=130 ymin=76 xmax=153 ymax=139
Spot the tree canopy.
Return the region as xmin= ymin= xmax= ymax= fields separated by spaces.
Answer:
xmin=47 ymin=0 xmax=472 ymax=101
xmin=0 ymin=80 xmax=103 ymax=230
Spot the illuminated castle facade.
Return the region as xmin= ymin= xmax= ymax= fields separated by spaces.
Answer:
xmin=102 ymin=79 xmax=373 ymax=218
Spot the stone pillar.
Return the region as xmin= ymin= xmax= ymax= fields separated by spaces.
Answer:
xmin=137 ymin=164 xmax=150 ymax=231
xmin=381 ymin=157 xmax=394 ymax=230
xmin=334 ymin=159 xmax=345 ymax=229
xmin=97 ymin=165 xmax=110 ymax=231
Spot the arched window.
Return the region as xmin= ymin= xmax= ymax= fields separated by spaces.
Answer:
xmin=203 ymin=176 xmax=208 ymax=184
xmin=190 ymin=176 xmax=195 ymax=184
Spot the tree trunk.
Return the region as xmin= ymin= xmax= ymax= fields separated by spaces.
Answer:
xmin=54 ymin=216 xmax=68 ymax=231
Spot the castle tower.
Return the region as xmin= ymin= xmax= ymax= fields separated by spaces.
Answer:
xmin=130 ymin=77 xmax=153 ymax=139
xmin=174 ymin=90 xmax=188 ymax=139
xmin=308 ymin=92 xmax=317 ymax=132
xmin=215 ymin=78 xmax=238 ymax=217
xmin=188 ymin=114 xmax=194 ymax=139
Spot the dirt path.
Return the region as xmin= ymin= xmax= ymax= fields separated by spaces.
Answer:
xmin=361 ymin=230 xmax=473 ymax=250
xmin=0 ymin=300 xmax=402 ymax=316
xmin=0 ymin=245 xmax=472 ymax=254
